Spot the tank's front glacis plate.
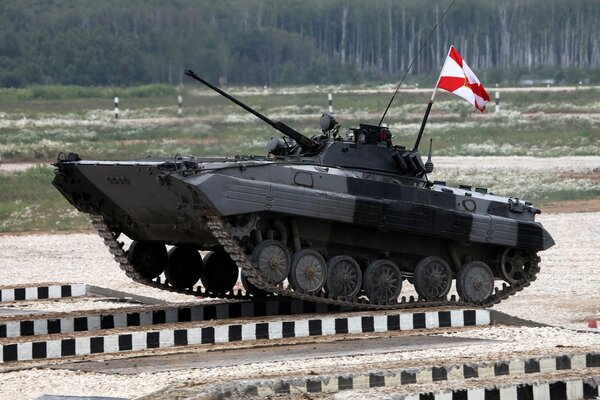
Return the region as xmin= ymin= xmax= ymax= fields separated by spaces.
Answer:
xmin=52 ymin=159 xmax=217 ymax=246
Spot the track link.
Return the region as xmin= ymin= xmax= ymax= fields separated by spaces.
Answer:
xmin=91 ymin=213 xmax=540 ymax=311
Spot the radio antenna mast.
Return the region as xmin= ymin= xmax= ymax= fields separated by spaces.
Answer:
xmin=378 ymin=0 xmax=457 ymax=126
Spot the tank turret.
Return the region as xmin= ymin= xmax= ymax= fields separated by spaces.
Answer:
xmin=186 ymin=70 xmax=430 ymax=180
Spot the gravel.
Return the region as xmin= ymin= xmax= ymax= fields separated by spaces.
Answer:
xmin=0 ymin=162 xmax=44 ymax=172
xmin=494 ymin=212 xmax=600 ymax=328
xmin=0 ymin=233 xmax=190 ymax=304
xmin=1 ymin=159 xmax=599 ymax=398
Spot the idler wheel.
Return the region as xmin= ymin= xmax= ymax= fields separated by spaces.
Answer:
xmin=165 ymin=246 xmax=203 ymax=289
xmin=326 ymin=255 xmax=362 ymax=299
xmin=413 ymin=256 xmax=453 ymax=300
xmin=201 ymin=251 xmax=239 ymax=295
xmin=289 ymin=249 xmax=327 ymax=293
xmin=498 ymin=247 xmax=536 ymax=283
xmin=363 ymin=260 xmax=402 ymax=304
xmin=241 ymin=273 xmax=269 ymax=297
xmin=251 ymin=239 xmax=291 ymax=284
xmin=127 ymin=241 xmax=167 ymax=280
xmin=456 ymin=261 xmax=494 ymax=303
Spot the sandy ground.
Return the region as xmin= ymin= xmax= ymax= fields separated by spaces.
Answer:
xmin=434 ymin=155 xmax=600 ymax=171
xmin=0 ymin=233 xmax=190 ymax=304
xmin=0 ymin=162 xmax=46 ymax=172
xmin=0 ymin=212 xmax=599 ymax=399
xmin=494 ymin=212 xmax=600 ymax=328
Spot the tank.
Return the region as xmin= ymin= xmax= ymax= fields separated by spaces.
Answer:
xmin=52 ymin=70 xmax=554 ymax=310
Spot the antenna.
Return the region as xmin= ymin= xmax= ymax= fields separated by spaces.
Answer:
xmin=425 ymin=138 xmax=434 ymax=173
xmin=378 ymin=0 xmax=457 ymax=126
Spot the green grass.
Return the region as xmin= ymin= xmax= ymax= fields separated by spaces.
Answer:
xmin=0 ymin=86 xmax=598 ymax=161
xmin=0 ymin=166 xmax=89 ymax=233
xmin=537 ymin=189 xmax=600 ymax=202
xmin=0 ymin=84 xmax=177 ymax=102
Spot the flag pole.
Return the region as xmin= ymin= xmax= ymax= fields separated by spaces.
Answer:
xmin=413 ymin=46 xmax=453 ymax=151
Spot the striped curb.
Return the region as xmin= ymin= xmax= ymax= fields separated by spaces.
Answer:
xmin=0 ymin=284 xmax=86 ymax=302
xmin=395 ymin=378 xmax=600 ymax=400
xmin=0 ymin=298 xmax=341 ymax=338
xmin=198 ymin=352 xmax=600 ymax=397
xmin=246 ymin=377 xmax=600 ymax=400
xmin=0 ymin=309 xmax=489 ymax=363
xmin=0 ymin=283 xmax=165 ymax=305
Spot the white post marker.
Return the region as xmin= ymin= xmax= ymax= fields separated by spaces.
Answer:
xmin=495 ymin=90 xmax=500 ymax=112
xmin=495 ymin=84 xmax=500 ymax=112
xmin=114 ymin=96 xmax=119 ymax=121
xmin=328 ymin=93 xmax=333 ymax=113
xmin=177 ymin=95 xmax=183 ymax=118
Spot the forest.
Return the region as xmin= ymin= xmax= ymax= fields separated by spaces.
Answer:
xmin=1 ymin=0 xmax=599 ymax=87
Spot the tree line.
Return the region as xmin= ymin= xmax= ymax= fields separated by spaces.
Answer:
xmin=1 ymin=0 xmax=599 ymax=88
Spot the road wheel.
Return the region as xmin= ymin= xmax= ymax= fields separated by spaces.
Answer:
xmin=252 ymin=239 xmax=291 ymax=284
xmin=201 ymin=251 xmax=239 ymax=295
xmin=413 ymin=256 xmax=452 ymax=300
xmin=127 ymin=241 xmax=167 ymax=280
xmin=363 ymin=260 xmax=402 ymax=305
xmin=289 ymin=249 xmax=327 ymax=293
xmin=456 ymin=261 xmax=494 ymax=303
xmin=326 ymin=255 xmax=362 ymax=300
xmin=165 ymin=246 xmax=203 ymax=289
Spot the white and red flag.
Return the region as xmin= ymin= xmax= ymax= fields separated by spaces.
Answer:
xmin=435 ymin=46 xmax=490 ymax=112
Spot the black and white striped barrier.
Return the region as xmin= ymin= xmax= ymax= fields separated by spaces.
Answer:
xmin=0 ymin=283 xmax=165 ymax=305
xmin=193 ymin=352 xmax=600 ymax=399
xmin=0 ymin=284 xmax=86 ymax=302
xmin=0 ymin=309 xmax=489 ymax=363
xmin=1 ymin=299 xmax=340 ymax=338
xmin=328 ymin=93 xmax=333 ymax=113
xmin=222 ymin=378 xmax=600 ymax=400
xmin=177 ymin=95 xmax=183 ymax=117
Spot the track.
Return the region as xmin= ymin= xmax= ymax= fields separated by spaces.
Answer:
xmin=91 ymin=213 xmax=540 ymax=311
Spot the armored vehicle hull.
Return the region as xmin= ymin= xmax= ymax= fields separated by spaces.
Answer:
xmin=52 ymin=69 xmax=553 ymax=309
xmin=53 ymin=151 xmax=553 ymax=309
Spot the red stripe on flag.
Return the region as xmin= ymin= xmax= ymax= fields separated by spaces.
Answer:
xmin=437 ymin=76 xmax=465 ymax=92
xmin=471 ymin=83 xmax=490 ymax=101
xmin=449 ymin=46 xmax=463 ymax=68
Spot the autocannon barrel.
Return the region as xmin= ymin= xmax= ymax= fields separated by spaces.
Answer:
xmin=184 ymin=70 xmax=320 ymax=152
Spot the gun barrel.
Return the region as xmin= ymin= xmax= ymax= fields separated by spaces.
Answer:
xmin=184 ymin=70 xmax=319 ymax=152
